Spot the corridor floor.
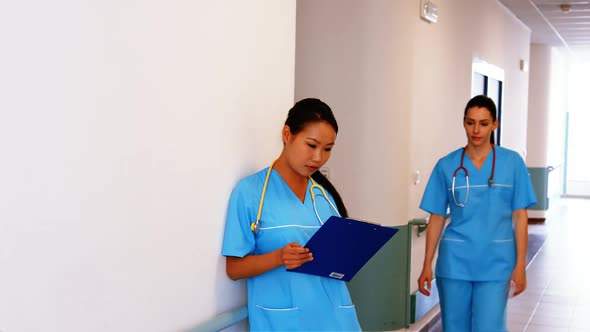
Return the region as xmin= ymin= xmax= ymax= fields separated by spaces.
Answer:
xmin=507 ymin=198 xmax=590 ymax=332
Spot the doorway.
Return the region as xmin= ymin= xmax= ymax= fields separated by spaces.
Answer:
xmin=472 ymin=59 xmax=504 ymax=145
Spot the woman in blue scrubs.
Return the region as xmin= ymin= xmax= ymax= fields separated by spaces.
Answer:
xmin=222 ymin=98 xmax=361 ymax=331
xmin=418 ymin=95 xmax=537 ymax=332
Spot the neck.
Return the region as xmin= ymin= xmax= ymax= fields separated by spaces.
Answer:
xmin=273 ymin=155 xmax=308 ymax=187
xmin=465 ymin=143 xmax=493 ymax=160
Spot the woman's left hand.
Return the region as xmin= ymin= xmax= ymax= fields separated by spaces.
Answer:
xmin=510 ymin=267 xmax=527 ymax=297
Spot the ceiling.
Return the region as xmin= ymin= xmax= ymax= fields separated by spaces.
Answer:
xmin=499 ymin=0 xmax=590 ymax=57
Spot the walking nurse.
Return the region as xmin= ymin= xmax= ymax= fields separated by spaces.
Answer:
xmin=418 ymin=95 xmax=537 ymax=331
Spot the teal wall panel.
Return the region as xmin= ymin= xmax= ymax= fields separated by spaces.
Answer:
xmin=528 ymin=167 xmax=549 ymax=210
xmin=347 ymin=225 xmax=410 ymax=331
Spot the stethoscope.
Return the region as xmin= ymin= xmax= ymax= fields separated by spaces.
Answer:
xmin=250 ymin=160 xmax=341 ymax=233
xmin=452 ymin=145 xmax=496 ymax=208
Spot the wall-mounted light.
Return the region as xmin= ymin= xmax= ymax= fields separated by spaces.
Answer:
xmin=520 ymin=59 xmax=529 ymax=72
xmin=420 ymin=0 xmax=439 ymax=24
xmin=559 ymin=4 xmax=572 ymax=12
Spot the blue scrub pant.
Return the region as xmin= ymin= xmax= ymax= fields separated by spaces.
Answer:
xmin=437 ymin=277 xmax=510 ymax=332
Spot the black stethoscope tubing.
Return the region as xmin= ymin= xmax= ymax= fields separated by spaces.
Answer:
xmin=452 ymin=145 xmax=496 ymax=207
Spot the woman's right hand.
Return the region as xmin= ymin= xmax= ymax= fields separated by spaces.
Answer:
xmin=280 ymin=242 xmax=313 ymax=269
xmin=418 ymin=266 xmax=433 ymax=296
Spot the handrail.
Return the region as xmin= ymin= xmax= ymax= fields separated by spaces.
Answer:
xmin=187 ymin=306 xmax=248 ymax=332
xmin=409 ymin=218 xmax=428 ymax=236
xmin=409 ymin=214 xmax=451 ymax=237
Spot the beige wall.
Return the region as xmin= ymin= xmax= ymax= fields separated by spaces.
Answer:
xmin=295 ymin=0 xmax=415 ymax=225
xmin=527 ymin=44 xmax=567 ymax=165
xmin=527 ymin=44 xmax=567 ymax=203
xmin=527 ymin=44 xmax=553 ymax=167
xmin=295 ymin=0 xmax=531 ymax=304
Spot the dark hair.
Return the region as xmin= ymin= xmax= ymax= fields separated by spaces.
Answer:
xmin=464 ymin=95 xmax=497 ymax=121
xmin=285 ymin=98 xmax=348 ymax=218
xmin=464 ymin=95 xmax=497 ymax=144
xmin=285 ymin=98 xmax=339 ymax=135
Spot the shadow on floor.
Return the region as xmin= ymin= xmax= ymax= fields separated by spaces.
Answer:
xmin=526 ymin=223 xmax=547 ymax=266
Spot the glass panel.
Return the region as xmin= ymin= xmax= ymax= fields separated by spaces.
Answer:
xmin=472 ymin=73 xmax=485 ymax=96
xmin=486 ymin=78 xmax=500 ymax=107
xmin=486 ymin=78 xmax=502 ymax=145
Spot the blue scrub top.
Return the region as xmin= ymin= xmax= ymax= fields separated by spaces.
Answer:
xmin=222 ymin=167 xmax=361 ymax=331
xmin=420 ymin=146 xmax=537 ymax=281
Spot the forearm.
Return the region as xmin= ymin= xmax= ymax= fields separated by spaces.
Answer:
xmin=513 ymin=209 xmax=528 ymax=269
xmin=423 ymin=214 xmax=446 ymax=269
xmin=226 ymin=250 xmax=283 ymax=280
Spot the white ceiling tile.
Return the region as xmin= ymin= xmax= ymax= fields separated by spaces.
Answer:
xmin=499 ymin=0 xmax=590 ymax=55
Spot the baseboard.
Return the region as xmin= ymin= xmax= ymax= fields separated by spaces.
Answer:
xmin=409 ymin=308 xmax=442 ymax=332
xmin=527 ymin=209 xmax=547 ymax=220
xmin=528 ymin=217 xmax=545 ymax=224
xmin=410 ymin=279 xmax=439 ymax=324
xmin=421 ymin=311 xmax=442 ymax=332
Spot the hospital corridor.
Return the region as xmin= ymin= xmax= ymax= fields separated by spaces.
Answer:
xmin=504 ymin=198 xmax=590 ymax=332
xmin=3 ymin=0 xmax=590 ymax=331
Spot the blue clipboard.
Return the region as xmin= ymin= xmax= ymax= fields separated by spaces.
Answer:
xmin=287 ymin=216 xmax=399 ymax=282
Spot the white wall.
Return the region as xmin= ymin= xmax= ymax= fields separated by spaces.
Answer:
xmin=0 ymin=1 xmax=295 ymax=331
xmin=547 ymin=47 xmax=567 ymax=198
xmin=295 ymin=0 xmax=531 ymax=313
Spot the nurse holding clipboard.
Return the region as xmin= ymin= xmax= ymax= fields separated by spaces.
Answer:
xmin=222 ymin=98 xmax=361 ymax=331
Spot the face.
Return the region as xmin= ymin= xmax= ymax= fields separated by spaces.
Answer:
xmin=463 ymin=106 xmax=498 ymax=148
xmin=282 ymin=121 xmax=336 ymax=177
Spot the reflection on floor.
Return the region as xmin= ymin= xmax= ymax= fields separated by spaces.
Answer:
xmin=507 ymin=198 xmax=590 ymax=332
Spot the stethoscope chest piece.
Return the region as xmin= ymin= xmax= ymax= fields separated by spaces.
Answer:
xmin=451 ymin=169 xmax=469 ymax=208
xmin=251 ymin=220 xmax=260 ymax=233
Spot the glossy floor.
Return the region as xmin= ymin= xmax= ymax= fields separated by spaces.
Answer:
xmin=507 ymin=198 xmax=590 ymax=332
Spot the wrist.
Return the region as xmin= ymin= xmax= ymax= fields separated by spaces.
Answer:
xmin=275 ymin=248 xmax=284 ymax=268
xmin=513 ymin=265 xmax=526 ymax=276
